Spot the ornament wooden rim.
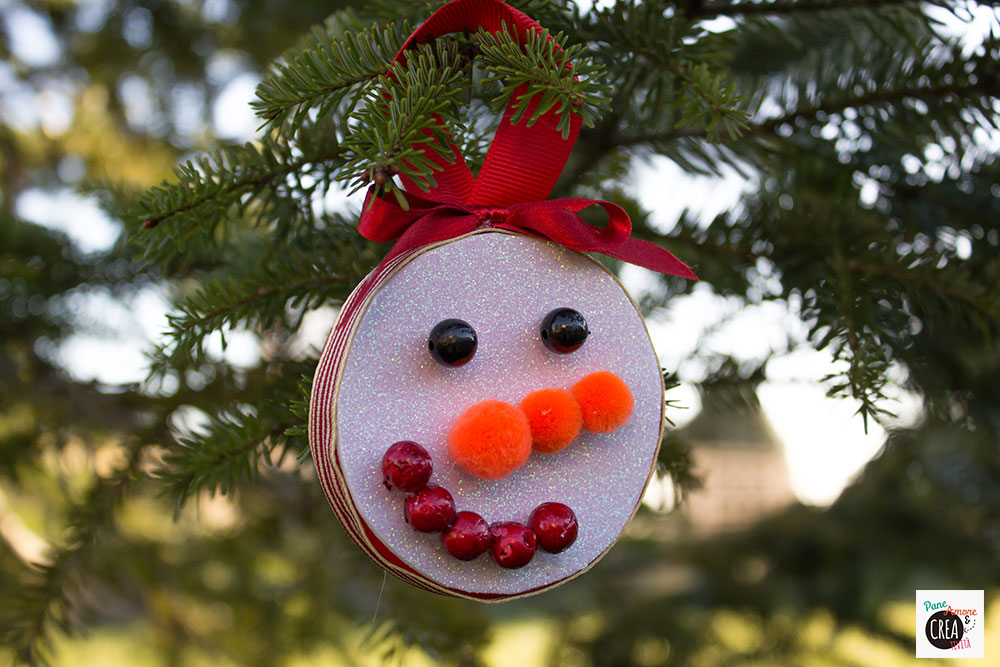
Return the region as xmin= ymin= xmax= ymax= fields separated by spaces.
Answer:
xmin=308 ymin=228 xmax=667 ymax=602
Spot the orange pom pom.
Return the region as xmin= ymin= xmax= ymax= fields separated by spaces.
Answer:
xmin=448 ymin=400 xmax=532 ymax=480
xmin=571 ymin=371 xmax=634 ymax=433
xmin=520 ymin=388 xmax=582 ymax=454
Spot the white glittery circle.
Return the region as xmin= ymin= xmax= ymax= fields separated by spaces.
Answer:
xmin=335 ymin=231 xmax=662 ymax=596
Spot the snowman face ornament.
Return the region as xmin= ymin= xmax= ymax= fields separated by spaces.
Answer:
xmin=309 ymin=229 xmax=665 ymax=601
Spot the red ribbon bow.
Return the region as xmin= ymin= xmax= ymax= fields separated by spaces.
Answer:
xmin=357 ymin=0 xmax=697 ymax=281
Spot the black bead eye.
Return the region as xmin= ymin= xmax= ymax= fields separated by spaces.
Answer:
xmin=428 ymin=319 xmax=477 ymax=367
xmin=540 ymin=308 xmax=589 ymax=354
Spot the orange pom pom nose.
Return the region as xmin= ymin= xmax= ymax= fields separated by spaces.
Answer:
xmin=520 ymin=388 xmax=582 ymax=454
xmin=448 ymin=400 xmax=532 ymax=480
xmin=571 ymin=371 xmax=634 ymax=433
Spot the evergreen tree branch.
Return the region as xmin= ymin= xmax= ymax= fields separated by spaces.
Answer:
xmin=338 ymin=39 xmax=468 ymax=199
xmin=155 ymin=218 xmax=378 ymax=371
xmin=685 ymin=0 xmax=938 ymax=19
xmin=338 ymin=26 xmax=613 ymax=198
xmin=617 ymin=41 xmax=748 ymax=140
xmin=668 ymin=230 xmax=1000 ymax=323
xmin=632 ymin=149 xmax=998 ymax=428
xmin=252 ymin=13 xmax=410 ymax=130
xmin=178 ymin=277 xmax=344 ymax=332
xmin=129 ymin=122 xmax=347 ymax=272
xmin=475 ymin=25 xmax=612 ymax=136
xmin=585 ymin=1 xmax=750 ymax=142
xmin=163 ymin=416 xmax=295 ymax=507
xmin=613 ymin=78 xmax=999 ymax=147
xmin=829 ymin=252 xmax=893 ymax=430
xmin=843 ymin=258 xmax=998 ymax=321
xmin=137 ymin=141 xmax=339 ymax=231
xmin=155 ymin=370 xmax=313 ymax=507
xmin=575 ymin=3 xmax=996 ymax=181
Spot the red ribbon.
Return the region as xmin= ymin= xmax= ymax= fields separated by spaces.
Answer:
xmin=357 ymin=0 xmax=697 ymax=281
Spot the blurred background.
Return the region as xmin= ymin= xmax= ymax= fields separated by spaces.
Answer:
xmin=1 ymin=0 xmax=999 ymax=665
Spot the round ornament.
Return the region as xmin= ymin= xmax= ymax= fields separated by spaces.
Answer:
xmin=308 ymin=0 xmax=696 ymax=602
xmin=310 ymin=230 xmax=665 ymax=600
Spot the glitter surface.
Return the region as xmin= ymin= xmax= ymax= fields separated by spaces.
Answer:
xmin=335 ymin=232 xmax=662 ymax=595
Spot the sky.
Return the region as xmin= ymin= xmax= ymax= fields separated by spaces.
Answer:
xmin=10 ymin=0 xmax=996 ymax=508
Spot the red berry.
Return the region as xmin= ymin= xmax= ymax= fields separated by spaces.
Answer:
xmin=441 ymin=511 xmax=491 ymax=560
xmin=382 ymin=441 xmax=432 ymax=492
xmin=489 ymin=522 xmax=537 ymax=569
xmin=404 ymin=485 xmax=456 ymax=532
xmin=528 ymin=502 xmax=578 ymax=553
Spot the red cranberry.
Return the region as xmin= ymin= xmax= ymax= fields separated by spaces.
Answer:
xmin=528 ymin=502 xmax=578 ymax=553
xmin=404 ymin=485 xmax=455 ymax=532
xmin=441 ymin=511 xmax=491 ymax=560
xmin=382 ymin=441 xmax=432 ymax=492
xmin=489 ymin=522 xmax=537 ymax=569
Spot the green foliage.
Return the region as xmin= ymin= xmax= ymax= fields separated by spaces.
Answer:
xmin=476 ymin=25 xmax=613 ymax=136
xmin=575 ymin=0 xmax=751 ymax=173
xmin=160 ymin=397 xmax=296 ymax=507
xmin=657 ymin=371 xmax=703 ymax=503
xmin=132 ymin=127 xmax=345 ymax=269
xmin=154 ymin=218 xmax=378 ymax=371
xmin=252 ymin=12 xmax=411 ymax=130
xmin=340 ymin=39 xmax=468 ymax=199
xmin=249 ymin=10 xmax=616 ymax=204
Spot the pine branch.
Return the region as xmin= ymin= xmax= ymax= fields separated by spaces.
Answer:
xmin=475 ymin=25 xmax=612 ymax=137
xmin=635 ymin=145 xmax=999 ymax=427
xmin=659 ymin=371 xmax=703 ymax=504
xmin=615 ymin=78 xmax=999 ymax=146
xmin=252 ymin=13 xmax=410 ymax=130
xmin=657 ymin=217 xmax=1000 ymax=324
xmin=843 ymin=258 xmax=999 ymax=321
xmin=163 ymin=415 xmax=295 ymax=507
xmin=178 ymin=278 xmax=342 ymax=334
xmin=827 ymin=251 xmax=894 ymax=430
xmin=338 ymin=39 xmax=467 ymax=199
xmin=135 ymin=137 xmax=339 ymax=231
xmin=557 ymin=0 xmax=998 ymax=182
xmin=153 ymin=218 xmax=378 ymax=371
xmin=129 ymin=121 xmax=348 ymax=273
xmin=155 ymin=372 xmax=311 ymax=507
xmin=599 ymin=26 xmax=999 ymax=180
xmin=686 ymin=0 xmax=936 ymax=19
xmin=585 ymin=1 xmax=750 ymax=143
xmin=337 ymin=24 xmax=613 ymax=198
xmin=138 ymin=14 xmax=614 ymax=234
xmin=139 ymin=152 xmax=300 ymax=230
xmin=286 ymin=373 xmax=314 ymax=462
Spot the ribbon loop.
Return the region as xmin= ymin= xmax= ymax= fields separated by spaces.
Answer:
xmin=392 ymin=0 xmax=579 ymax=205
xmin=358 ymin=0 xmax=697 ymax=282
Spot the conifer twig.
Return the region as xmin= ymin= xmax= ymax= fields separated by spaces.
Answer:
xmin=686 ymin=0 xmax=930 ymax=19
xmin=612 ymin=79 xmax=999 ymax=147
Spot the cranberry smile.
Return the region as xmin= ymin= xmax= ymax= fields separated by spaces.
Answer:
xmin=383 ymin=441 xmax=579 ymax=568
